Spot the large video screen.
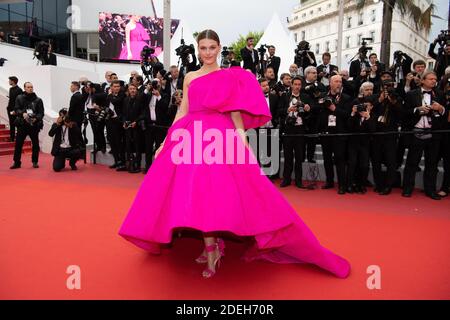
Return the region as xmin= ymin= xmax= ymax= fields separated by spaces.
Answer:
xmin=99 ymin=13 xmax=180 ymax=62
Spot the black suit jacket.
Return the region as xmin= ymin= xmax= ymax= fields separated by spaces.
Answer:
xmin=349 ymin=59 xmax=371 ymax=79
xmin=278 ymin=92 xmax=315 ymax=132
xmin=7 ymin=86 xmax=23 ymax=111
xmin=142 ymin=92 xmax=171 ymax=127
xmin=14 ymin=92 xmax=45 ymax=128
xmin=68 ymin=92 xmax=85 ymax=125
xmin=106 ymin=92 xmax=126 ymax=120
xmin=317 ymin=64 xmax=338 ymax=81
xmin=267 ymin=55 xmax=281 ymax=80
xmin=403 ymin=88 xmax=447 ymax=131
xmin=317 ymin=93 xmax=353 ymax=133
xmin=48 ymin=123 xmax=83 ymax=156
xmin=240 ymin=47 xmax=259 ymax=74
xmin=44 ymin=53 xmax=57 ymax=66
xmin=122 ymin=94 xmax=146 ymax=123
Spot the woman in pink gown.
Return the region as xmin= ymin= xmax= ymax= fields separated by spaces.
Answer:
xmin=118 ymin=29 xmax=351 ymax=279
xmin=118 ymin=16 xmax=161 ymax=60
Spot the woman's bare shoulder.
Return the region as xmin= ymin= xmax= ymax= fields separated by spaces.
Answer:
xmin=184 ymin=71 xmax=199 ymax=87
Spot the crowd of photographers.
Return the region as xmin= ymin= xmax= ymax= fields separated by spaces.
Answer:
xmin=7 ymin=66 xmax=182 ymax=174
xmin=5 ymin=32 xmax=450 ymax=200
xmin=245 ymin=34 xmax=449 ymax=200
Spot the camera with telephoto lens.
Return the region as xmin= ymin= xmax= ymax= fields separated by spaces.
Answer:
xmin=382 ymin=80 xmax=398 ymax=99
xmin=24 ymin=108 xmax=37 ymax=126
xmin=175 ymin=38 xmax=195 ymax=59
xmin=317 ymin=93 xmax=336 ymax=109
xmin=96 ymin=106 xmax=114 ymax=122
xmin=123 ymin=121 xmax=132 ymax=130
xmin=304 ymin=82 xmax=321 ymax=97
xmin=355 ymin=103 xmax=367 ymax=113
xmin=285 ymin=97 xmax=306 ymax=127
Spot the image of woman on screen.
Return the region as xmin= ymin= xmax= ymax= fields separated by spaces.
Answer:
xmin=119 ymin=15 xmax=154 ymax=61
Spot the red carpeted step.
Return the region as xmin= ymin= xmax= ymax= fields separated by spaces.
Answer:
xmin=0 ymin=146 xmax=32 ymax=156
xmin=0 ymin=141 xmax=31 ymax=149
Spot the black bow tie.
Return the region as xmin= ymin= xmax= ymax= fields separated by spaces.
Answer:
xmin=264 ymin=94 xmax=269 ymax=98
xmin=422 ymin=90 xmax=433 ymax=95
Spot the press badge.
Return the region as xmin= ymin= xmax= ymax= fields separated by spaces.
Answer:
xmin=378 ymin=116 xmax=385 ymax=123
xmin=328 ymin=115 xmax=336 ymax=127
xmin=26 ymin=109 xmax=33 ymax=115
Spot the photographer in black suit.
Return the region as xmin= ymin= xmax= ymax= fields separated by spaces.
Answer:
xmin=347 ymin=82 xmax=377 ymax=194
xmin=390 ymin=50 xmax=413 ymax=87
xmin=302 ymin=66 xmax=327 ymax=163
xmin=142 ymin=78 xmax=170 ymax=173
xmin=369 ymin=53 xmax=385 ymax=73
xmin=255 ymin=78 xmax=281 ymax=180
xmin=10 ymin=82 xmax=44 ymax=169
xmin=122 ymin=84 xmax=145 ymax=173
xmin=43 ymin=44 xmax=57 ymax=66
xmin=317 ymin=52 xmax=338 ymax=87
xmin=68 ymin=81 xmax=85 ymax=128
xmin=6 ymin=76 xmax=23 ymax=142
xmin=428 ymin=32 xmax=450 ymax=80
xmin=49 ymin=108 xmax=83 ymax=171
xmin=317 ymin=75 xmax=352 ymax=194
xmin=263 ymin=66 xmax=277 ymax=88
xmin=349 ymin=47 xmax=371 ymax=80
xmin=402 ymin=71 xmax=447 ymax=200
xmin=371 ymin=75 xmax=403 ymax=195
xmin=294 ymin=40 xmax=316 ymax=76
xmin=105 ymin=80 xmax=126 ymax=171
xmin=279 ymin=77 xmax=314 ymax=188
xmin=85 ymin=82 xmax=107 ymax=154
xmin=266 ymin=45 xmax=281 ymax=81
xmin=240 ymin=37 xmax=259 ymax=75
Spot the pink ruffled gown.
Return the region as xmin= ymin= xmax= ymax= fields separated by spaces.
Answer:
xmin=118 ymin=22 xmax=161 ymax=60
xmin=118 ymin=66 xmax=351 ymax=278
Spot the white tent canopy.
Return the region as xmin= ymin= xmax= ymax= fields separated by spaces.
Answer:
xmin=256 ymin=13 xmax=296 ymax=78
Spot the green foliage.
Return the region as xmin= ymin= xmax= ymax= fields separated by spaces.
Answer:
xmin=229 ymin=31 xmax=264 ymax=62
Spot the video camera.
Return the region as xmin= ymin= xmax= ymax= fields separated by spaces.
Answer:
xmin=141 ymin=46 xmax=155 ymax=65
xmin=175 ymin=38 xmax=195 ymax=60
xmin=257 ymin=44 xmax=268 ymax=56
xmin=295 ymin=40 xmax=310 ymax=57
xmin=220 ymin=46 xmax=234 ymax=68
xmin=435 ymin=29 xmax=450 ymax=47
xmin=359 ymin=38 xmax=373 ymax=56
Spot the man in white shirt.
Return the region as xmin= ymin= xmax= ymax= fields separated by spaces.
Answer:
xmin=402 ymin=71 xmax=446 ymax=200
xmin=49 ymin=108 xmax=83 ymax=172
xmin=143 ymin=78 xmax=171 ymax=173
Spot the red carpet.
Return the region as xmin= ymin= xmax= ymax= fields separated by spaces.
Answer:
xmin=0 ymin=153 xmax=449 ymax=300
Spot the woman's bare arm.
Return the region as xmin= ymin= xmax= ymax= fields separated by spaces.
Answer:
xmin=125 ymin=24 xmax=132 ymax=58
xmin=231 ymin=111 xmax=249 ymax=147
